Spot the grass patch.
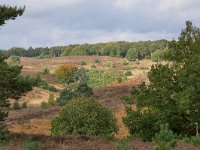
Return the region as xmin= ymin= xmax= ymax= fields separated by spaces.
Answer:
xmin=87 ymin=70 xmax=126 ymax=88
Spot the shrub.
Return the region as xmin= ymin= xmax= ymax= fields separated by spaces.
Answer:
xmin=125 ymin=71 xmax=132 ymax=76
xmin=123 ymin=109 xmax=159 ymax=141
xmin=72 ymin=67 xmax=88 ymax=83
xmin=21 ymin=102 xmax=27 ymax=109
xmin=54 ymin=64 xmax=78 ymax=84
xmin=21 ymin=139 xmax=38 ymax=150
xmin=41 ymin=101 xmax=49 ymax=109
xmin=115 ymin=138 xmax=131 ymax=150
xmin=52 ymin=97 xmax=118 ymax=136
xmin=41 ymin=67 xmax=50 ymax=75
xmin=17 ymin=75 xmax=57 ymax=92
xmin=153 ymin=124 xmax=177 ymax=150
xmin=48 ymin=93 xmax=55 ymax=107
xmin=91 ymin=64 xmax=96 ymax=68
xmin=57 ymin=82 xmax=93 ymax=106
xmin=6 ymin=55 xmax=21 ymax=66
xmin=122 ymin=60 xmax=129 ymax=66
xmin=13 ymin=101 xmax=21 ymax=110
xmin=185 ymin=136 xmax=200 ymax=149
xmin=0 ymin=125 xmax=10 ymax=145
xmin=117 ymin=77 xmax=123 ymax=83
xmin=80 ymin=61 xmax=87 ymax=65
xmin=94 ymin=58 xmax=100 ymax=64
xmin=87 ymin=70 xmax=126 ymax=88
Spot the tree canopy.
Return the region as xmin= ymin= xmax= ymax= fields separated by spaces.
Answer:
xmin=124 ymin=21 xmax=200 ymax=141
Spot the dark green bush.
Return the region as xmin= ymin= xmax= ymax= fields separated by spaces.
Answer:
xmin=91 ymin=64 xmax=96 ymax=68
xmin=123 ymin=109 xmax=159 ymax=141
xmin=52 ymin=97 xmax=118 ymax=136
xmin=125 ymin=71 xmax=132 ymax=76
xmin=80 ymin=61 xmax=87 ymax=65
xmin=21 ymin=102 xmax=27 ymax=109
xmin=0 ymin=125 xmax=10 ymax=145
xmin=41 ymin=101 xmax=49 ymax=109
xmin=13 ymin=101 xmax=21 ymax=110
xmin=57 ymin=82 xmax=93 ymax=106
xmin=17 ymin=75 xmax=57 ymax=92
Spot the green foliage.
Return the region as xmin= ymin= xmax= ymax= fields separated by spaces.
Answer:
xmin=153 ymin=124 xmax=177 ymax=150
xmin=0 ymin=5 xmax=25 ymax=26
xmin=41 ymin=101 xmax=49 ymax=109
xmin=0 ymin=5 xmax=24 ymax=142
xmin=12 ymin=101 xmax=21 ymax=110
xmin=52 ymin=97 xmax=118 ymax=136
xmin=87 ymin=70 xmax=126 ymax=88
xmin=17 ymin=75 xmax=57 ymax=92
xmin=21 ymin=102 xmax=27 ymax=109
xmin=151 ymin=48 xmax=169 ymax=62
xmin=57 ymin=82 xmax=93 ymax=106
xmin=107 ymin=62 xmax=116 ymax=68
xmin=124 ymin=109 xmax=159 ymax=141
xmin=0 ymin=125 xmax=10 ymax=145
xmin=80 ymin=61 xmax=87 ymax=65
xmin=115 ymin=138 xmax=131 ymax=150
xmin=3 ymin=40 xmax=168 ymax=59
xmin=55 ymin=64 xmax=78 ymax=84
xmin=124 ymin=21 xmax=200 ymax=141
xmin=94 ymin=58 xmax=100 ymax=64
xmin=72 ymin=67 xmax=88 ymax=83
xmin=126 ymin=48 xmax=141 ymax=61
xmin=122 ymin=60 xmax=129 ymax=66
xmin=40 ymin=66 xmax=50 ymax=75
xmin=91 ymin=64 xmax=96 ymax=68
xmin=125 ymin=71 xmax=132 ymax=76
xmin=48 ymin=93 xmax=55 ymax=107
xmin=21 ymin=139 xmax=38 ymax=150
xmin=185 ymin=136 xmax=200 ymax=149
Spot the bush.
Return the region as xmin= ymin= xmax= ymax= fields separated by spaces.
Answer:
xmin=52 ymin=97 xmax=118 ymax=136
xmin=94 ymin=58 xmax=100 ymax=64
xmin=80 ymin=61 xmax=87 ymax=65
xmin=48 ymin=93 xmax=55 ymax=107
xmin=41 ymin=67 xmax=50 ymax=75
xmin=57 ymin=82 xmax=93 ymax=106
xmin=54 ymin=64 xmax=77 ymax=84
xmin=87 ymin=70 xmax=126 ymax=88
xmin=0 ymin=125 xmax=10 ymax=145
xmin=41 ymin=101 xmax=49 ymax=109
xmin=125 ymin=71 xmax=132 ymax=76
xmin=91 ymin=64 xmax=96 ymax=68
xmin=122 ymin=60 xmax=129 ymax=66
xmin=6 ymin=55 xmax=21 ymax=66
xmin=17 ymin=75 xmax=57 ymax=92
xmin=115 ymin=138 xmax=131 ymax=150
xmin=13 ymin=101 xmax=21 ymax=110
xmin=185 ymin=136 xmax=200 ymax=149
xmin=21 ymin=102 xmax=27 ymax=109
xmin=72 ymin=67 xmax=88 ymax=83
xmin=21 ymin=139 xmax=38 ymax=150
xmin=153 ymin=124 xmax=177 ymax=150
xmin=123 ymin=110 xmax=159 ymax=141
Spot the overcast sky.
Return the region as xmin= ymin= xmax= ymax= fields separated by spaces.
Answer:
xmin=0 ymin=0 xmax=200 ymax=49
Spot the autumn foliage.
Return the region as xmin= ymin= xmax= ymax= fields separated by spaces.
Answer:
xmin=54 ymin=64 xmax=77 ymax=84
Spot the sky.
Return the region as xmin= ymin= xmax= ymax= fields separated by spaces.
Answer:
xmin=0 ymin=0 xmax=200 ymax=49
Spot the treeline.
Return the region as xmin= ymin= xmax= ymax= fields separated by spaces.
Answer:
xmin=1 ymin=40 xmax=168 ymax=60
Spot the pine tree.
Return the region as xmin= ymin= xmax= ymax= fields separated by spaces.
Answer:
xmin=0 ymin=4 xmax=24 ymax=143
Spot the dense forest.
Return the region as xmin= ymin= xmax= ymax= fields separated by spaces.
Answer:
xmin=0 ymin=40 xmax=168 ymax=61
